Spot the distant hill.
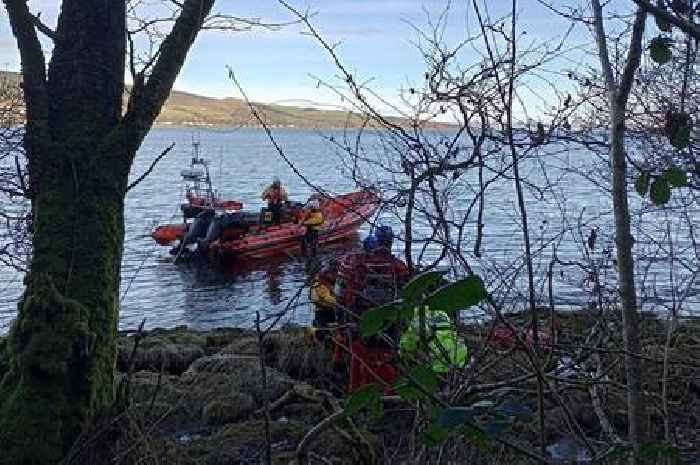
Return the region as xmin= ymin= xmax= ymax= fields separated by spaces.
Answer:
xmin=0 ymin=71 xmax=446 ymax=129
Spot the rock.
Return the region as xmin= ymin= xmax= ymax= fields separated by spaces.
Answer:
xmin=204 ymin=328 xmax=250 ymax=351
xmin=173 ymin=420 xmax=304 ymax=465
xmin=220 ymin=335 xmax=260 ymax=356
xmin=274 ymin=401 xmax=326 ymax=424
xmin=124 ymin=370 xmax=182 ymax=405
xmin=264 ymin=329 xmax=334 ymax=381
xmin=202 ymin=394 xmax=256 ymax=425
xmin=118 ymin=326 xmax=207 ymax=375
xmin=183 ymin=354 xmax=294 ymax=405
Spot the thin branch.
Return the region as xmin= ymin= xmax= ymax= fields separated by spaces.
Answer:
xmin=618 ymin=7 xmax=647 ymax=107
xmin=29 ymin=12 xmax=56 ymax=41
xmin=3 ymin=0 xmax=49 ymax=129
xmin=126 ymin=142 xmax=175 ymax=192
xmin=591 ymin=0 xmax=616 ymax=91
xmin=120 ymin=0 xmax=215 ymax=155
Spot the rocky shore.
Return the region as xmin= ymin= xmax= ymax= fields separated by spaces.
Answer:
xmin=2 ymin=311 xmax=697 ymax=464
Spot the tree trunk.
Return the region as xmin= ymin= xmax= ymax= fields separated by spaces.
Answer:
xmin=609 ymin=103 xmax=644 ymax=459
xmin=0 ymin=171 xmax=125 ymax=463
xmin=0 ymin=0 xmax=215 ymax=460
xmin=0 ymin=2 xmax=128 ymax=462
xmin=590 ymin=3 xmax=647 ymax=462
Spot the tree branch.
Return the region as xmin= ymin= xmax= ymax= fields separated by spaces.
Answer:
xmin=126 ymin=142 xmax=175 ymax=192
xmin=591 ymin=0 xmax=616 ymax=92
xmin=2 ymin=0 xmax=49 ymax=126
xmin=618 ymin=7 xmax=647 ymax=107
xmin=632 ymin=0 xmax=700 ymax=40
xmin=120 ymin=0 xmax=215 ymax=154
xmin=29 ymin=12 xmax=56 ymax=41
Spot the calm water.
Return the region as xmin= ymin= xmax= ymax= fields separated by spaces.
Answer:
xmin=0 ymin=127 xmax=697 ymax=333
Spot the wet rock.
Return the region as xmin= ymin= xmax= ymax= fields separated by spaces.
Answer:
xmin=219 ymin=334 xmax=260 ymax=356
xmin=202 ymin=394 xmax=256 ymax=425
xmin=162 ymin=419 xmax=307 ymax=465
xmin=265 ymin=329 xmax=333 ymax=381
xmin=183 ymin=354 xmax=295 ymax=405
xmin=118 ymin=326 xmax=207 ymax=375
xmin=204 ymin=328 xmax=250 ymax=352
xmin=274 ymin=401 xmax=326 ymax=424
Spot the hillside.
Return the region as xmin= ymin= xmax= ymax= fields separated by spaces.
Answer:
xmin=1 ymin=71 xmax=440 ymax=129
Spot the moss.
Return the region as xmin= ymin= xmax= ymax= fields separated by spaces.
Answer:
xmin=0 ymin=183 xmax=125 ymax=463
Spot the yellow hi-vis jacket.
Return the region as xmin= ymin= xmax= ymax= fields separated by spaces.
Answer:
xmin=303 ymin=211 xmax=324 ymax=229
xmin=310 ymin=280 xmax=336 ymax=308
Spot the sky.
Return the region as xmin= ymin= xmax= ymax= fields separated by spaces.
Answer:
xmin=0 ymin=1 xmax=621 ymax=113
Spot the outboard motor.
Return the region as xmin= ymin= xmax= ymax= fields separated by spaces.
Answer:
xmin=183 ymin=209 xmax=214 ymax=245
xmin=197 ymin=214 xmax=223 ymax=251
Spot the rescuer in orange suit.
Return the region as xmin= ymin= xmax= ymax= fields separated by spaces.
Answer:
xmin=261 ymin=177 xmax=288 ymax=224
xmin=312 ymin=225 xmax=411 ymax=393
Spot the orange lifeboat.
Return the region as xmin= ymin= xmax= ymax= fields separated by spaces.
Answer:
xmin=151 ymin=190 xmax=379 ymax=260
xmin=152 ymin=223 xmax=187 ymax=246
xmin=209 ymin=191 xmax=379 ymax=260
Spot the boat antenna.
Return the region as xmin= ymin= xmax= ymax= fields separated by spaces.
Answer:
xmin=218 ymin=146 xmax=223 ymax=194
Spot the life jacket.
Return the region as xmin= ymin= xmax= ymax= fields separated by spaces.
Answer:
xmin=400 ymin=311 xmax=468 ymax=373
xmin=303 ymin=210 xmax=324 ymax=229
xmin=334 ymin=251 xmax=410 ymax=320
xmin=263 ymin=185 xmax=286 ymax=204
xmin=310 ymin=280 xmax=336 ymax=308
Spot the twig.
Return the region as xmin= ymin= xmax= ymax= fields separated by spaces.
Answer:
xmin=127 ymin=142 xmax=176 ymax=192
xmin=296 ymin=410 xmax=346 ymax=462
xmin=29 ymin=12 xmax=56 ymax=41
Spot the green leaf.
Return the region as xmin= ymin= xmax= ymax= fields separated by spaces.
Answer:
xmin=664 ymin=166 xmax=688 ymax=187
xmin=359 ymin=301 xmax=402 ymax=337
xmin=345 ymin=383 xmax=380 ymax=417
xmin=409 ymin=365 xmax=440 ymax=394
xmin=400 ymin=304 xmax=416 ymax=321
xmin=438 ymin=407 xmax=476 ymax=428
xmin=649 ymin=36 xmax=673 ymax=64
xmin=670 ymin=124 xmax=691 ymax=149
xmin=402 ymin=271 xmax=446 ymax=305
xmin=424 ymin=275 xmax=487 ymax=313
xmin=462 ymin=425 xmax=491 ymax=450
xmin=650 ymin=177 xmax=672 ymax=205
xmin=423 ymin=422 xmax=451 ymax=446
xmin=635 ymin=171 xmax=650 ymax=196
xmin=392 ymin=377 xmax=423 ymax=401
xmin=639 ymin=441 xmax=681 ymax=462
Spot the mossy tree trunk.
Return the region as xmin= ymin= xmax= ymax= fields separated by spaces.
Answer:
xmin=0 ymin=1 xmax=215 ymax=463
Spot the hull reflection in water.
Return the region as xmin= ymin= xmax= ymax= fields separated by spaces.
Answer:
xmin=167 ymin=235 xmax=362 ymax=329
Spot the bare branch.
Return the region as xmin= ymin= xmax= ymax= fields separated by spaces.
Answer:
xmin=2 ymin=0 xmax=49 ymax=127
xmin=591 ymin=0 xmax=616 ymax=91
xmin=120 ymin=0 xmax=215 ymax=155
xmin=126 ymin=143 xmax=175 ymax=192
xmin=618 ymin=8 xmax=647 ymax=107
xmin=29 ymin=12 xmax=56 ymax=41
